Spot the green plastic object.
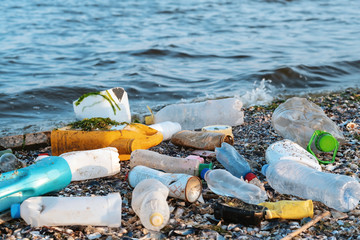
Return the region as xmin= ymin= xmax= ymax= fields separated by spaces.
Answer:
xmin=306 ymin=130 xmax=339 ymax=164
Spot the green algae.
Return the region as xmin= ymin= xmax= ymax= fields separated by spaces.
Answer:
xmin=68 ymin=117 xmax=123 ymax=131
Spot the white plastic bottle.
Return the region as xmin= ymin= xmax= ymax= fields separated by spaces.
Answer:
xmin=153 ymin=98 xmax=244 ymax=130
xmin=271 ymin=97 xmax=345 ymax=149
xmin=130 ymin=149 xmax=212 ymax=176
xmin=73 ymin=87 xmax=131 ymax=123
xmin=215 ymin=142 xmax=254 ymax=179
xmin=265 ymin=139 xmax=322 ymax=171
xmin=11 ymin=193 xmax=122 ymax=227
xmin=131 ymin=179 xmax=170 ymax=232
xmin=149 ymin=121 xmax=182 ymax=141
xmin=262 ymin=160 xmax=360 ymax=212
xmin=201 ymin=168 xmax=268 ymax=204
xmin=60 ymin=147 xmax=120 ymax=181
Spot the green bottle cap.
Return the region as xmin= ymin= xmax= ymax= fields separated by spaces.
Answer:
xmin=316 ymin=133 xmax=338 ymax=152
xmin=198 ymin=163 xmax=213 ymax=176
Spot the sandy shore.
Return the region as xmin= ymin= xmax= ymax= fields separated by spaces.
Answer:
xmin=1 ymin=88 xmax=359 ymax=240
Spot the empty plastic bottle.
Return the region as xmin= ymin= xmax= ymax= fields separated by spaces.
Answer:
xmin=153 ymin=98 xmax=244 ymax=130
xmin=11 ymin=193 xmax=122 ymax=227
xmin=262 ymin=160 xmax=360 ymax=212
xmin=130 ymin=149 xmax=212 ymax=176
xmin=60 ymin=147 xmax=120 ymax=181
xmin=215 ymin=142 xmax=256 ymax=181
xmin=265 ymin=139 xmax=321 ymax=171
xmin=149 ymin=121 xmax=182 ymax=141
xmin=201 ymin=168 xmax=268 ymax=204
xmin=0 ymin=152 xmax=24 ymax=173
xmin=131 ymin=179 xmax=170 ymax=232
xmin=0 ymin=157 xmax=72 ymax=212
xmin=272 ymin=97 xmax=345 ymax=149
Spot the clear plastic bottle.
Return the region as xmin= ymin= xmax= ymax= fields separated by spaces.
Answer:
xmin=271 ymin=97 xmax=345 ymax=149
xmin=0 ymin=152 xmax=24 ymax=173
xmin=60 ymin=147 xmax=120 ymax=181
xmin=215 ymin=142 xmax=254 ymax=180
xmin=131 ymin=179 xmax=170 ymax=232
xmin=201 ymin=168 xmax=268 ymax=204
xmin=153 ymin=98 xmax=244 ymax=130
xmin=11 ymin=193 xmax=122 ymax=227
xmin=262 ymin=160 xmax=360 ymax=212
xmin=129 ymin=149 xmax=212 ymax=176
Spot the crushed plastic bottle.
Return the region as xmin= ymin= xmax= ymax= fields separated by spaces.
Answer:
xmin=262 ymin=160 xmax=360 ymax=212
xmin=0 ymin=152 xmax=24 ymax=173
xmin=215 ymin=142 xmax=255 ymax=180
xmin=60 ymin=147 xmax=120 ymax=181
xmin=201 ymin=168 xmax=268 ymax=205
xmin=11 ymin=193 xmax=122 ymax=227
xmin=171 ymin=130 xmax=234 ymax=150
xmin=131 ymin=179 xmax=170 ymax=232
xmin=258 ymin=199 xmax=314 ymax=220
xmin=130 ymin=149 xmax=212 ymax=176
xmin=265 ymin=139 xmax=322 ymax=171
xmin=128 ymin=165 xmax=202 ymax=203
xmin=0 ymin=157 xmax=72 ymax=212
xmin=272 ymin=97 xmax=345 ymax=150
xmin=153 ymin=98 xmax=244 ymax=130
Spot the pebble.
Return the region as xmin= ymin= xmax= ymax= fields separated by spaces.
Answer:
xmin=87 ymin=232 xmax=102 ymax=240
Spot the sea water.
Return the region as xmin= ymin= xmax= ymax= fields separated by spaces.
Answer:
xmin=1 ymin=0 xmax=359 ymax=136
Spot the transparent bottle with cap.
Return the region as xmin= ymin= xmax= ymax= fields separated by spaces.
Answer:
xmin=201 ymin=168 xmax=268 ymax=205
xmin=215 ymin=142 xmax=255 ymax=180
xmin=272 ymin=97 xmax=344 ymax=164
xmin=131 ymin=179 xmax=170 ymax=232
xmin=262 ymin=160 xmax=360 ymax=212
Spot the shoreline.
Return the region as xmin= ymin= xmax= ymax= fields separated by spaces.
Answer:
xmin=1 ymin=88 xmax=359 ymax=239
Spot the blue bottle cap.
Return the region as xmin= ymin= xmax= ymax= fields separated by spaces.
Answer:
xmin=200 ymin=168 xmax=211 ymax=180
xmin=11 ymin=203 xmax=21 ymax=219
xmin=261 ymin=164 xmax=269 ymax=176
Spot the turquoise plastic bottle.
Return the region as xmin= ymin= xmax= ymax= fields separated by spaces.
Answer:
xmin=0 ymin=156 xmax=72 ymax=212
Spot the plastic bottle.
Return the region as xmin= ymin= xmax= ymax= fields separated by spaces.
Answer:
xmin=51 ymin=123 xmax=163 ymax=160
xmin=215 ymin=142 xmax=255 ymax=180
xmin=0 ymin=157 xmax=72 ymax=212
xmin=258 ymin=199 xmax=314 ymax=220
xmin=129 ymin=149 xmax=212 ymax=176
xmin=202 ymin=125 xmax=234 ymax=138
xmin=131 ymin=179 xmax=170 ymax=232
xmin=73 ymin=87 xmax=131 ymax=123
xmin=128 ymin=165 xmax=202 ymax=203
xmin=265 ymin=139 xmax=322 ymax=171
xmin=149 ymin=121 xmax=182 ymax=141
xmin=271 ymin=97 xmax=345 ymax=149
xmin=171 ymin=130 xmax=234 ymax=150
xmin=0 ymin=152 xmax=24 ymax=173
xmin=262 ymin=160 xmax=360 ymax=212
xmin=153 ymin=98 xmax=244 ymax=130
xmin=0 ymin=149 xmax=13 ymax=157
xmin=60 ymin=147 xmax=120 ymax=181
xmin=201 ymin=168 xmax=268 ymax=205
xmin=11 ymin=193 xmax=122 ymax=227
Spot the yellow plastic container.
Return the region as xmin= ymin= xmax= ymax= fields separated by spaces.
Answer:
xmin=258 ymin=199 xmax=313 ymax=220
xmin=51 ymin=123 xmax=163 ymax=161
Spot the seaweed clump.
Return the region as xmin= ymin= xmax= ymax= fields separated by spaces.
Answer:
xmin=69 ymin=117 xmax=121 ymax=131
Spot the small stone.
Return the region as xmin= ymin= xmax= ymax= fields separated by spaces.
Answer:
xmin=142 ymin=228 xmax=149 ymax=235
xmin=66 ymin=229 xmax=74 ymax=234
xmin=337 ymin=220 xmax=344 ymax=226
xmin=87 ymin=232 xmax=102 ymax=240
xmin=331 ymin=210 xmax=348 ymax=220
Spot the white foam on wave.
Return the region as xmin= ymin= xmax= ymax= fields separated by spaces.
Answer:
xmin=239 ymin=79 xmax=274 ymax=108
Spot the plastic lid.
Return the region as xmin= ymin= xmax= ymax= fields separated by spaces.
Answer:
xmin=150 ymin=212 xmax=164 ymax=227
xmin=198 ymin=163 xmax=213 ymax=176
xmin=316 ymin=134 xmax=337 ymax=152
xmin=200 ymin=168 xmax=211 ymax=180
xmin=11 ymin=203 xmax=21 ymax=219
xmin=244 ymin=172 xmax=257 ymax=182
xmin=261 ymin=164 xmax=269 ymax=176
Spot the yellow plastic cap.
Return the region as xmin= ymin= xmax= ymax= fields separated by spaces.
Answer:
xmin=150 ymin=213 xmax=164 ymax=227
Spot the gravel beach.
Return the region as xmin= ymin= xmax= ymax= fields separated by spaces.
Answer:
xmin=1 ymin=88 xmax=359 ymax=240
